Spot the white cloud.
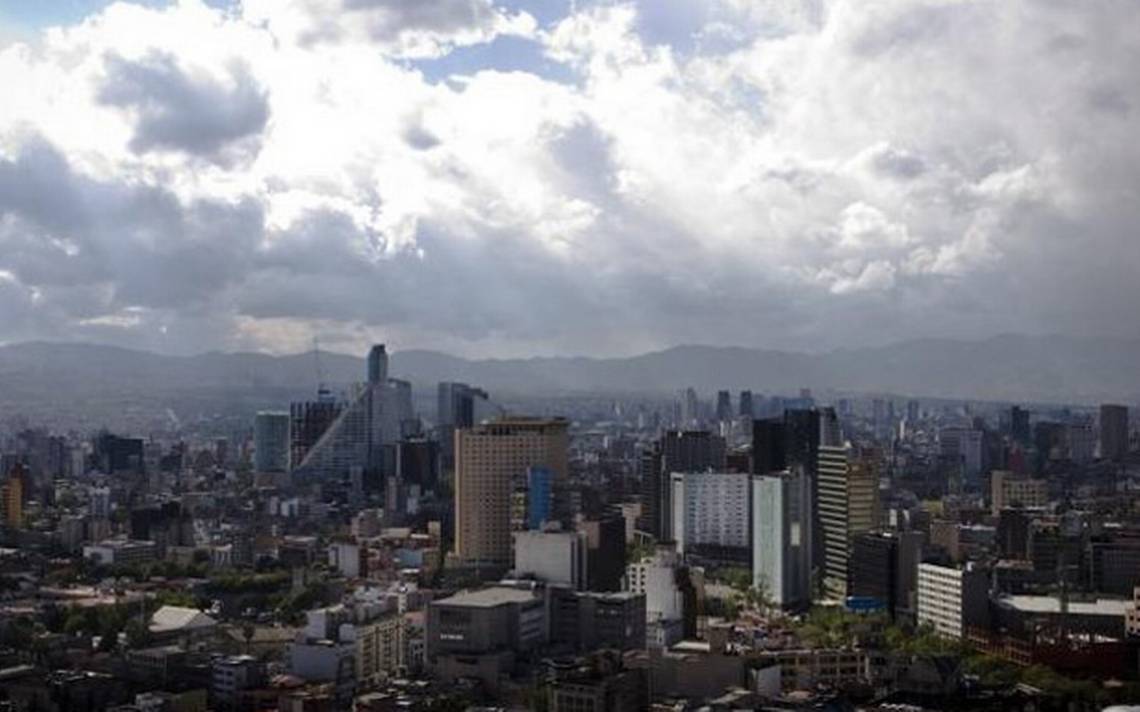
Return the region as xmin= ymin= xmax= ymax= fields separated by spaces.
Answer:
xmin=0 ymin=0 xmax=1138 ymax=356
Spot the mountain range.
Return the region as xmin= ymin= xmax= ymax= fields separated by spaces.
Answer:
xmin=1 ymin=335 xmax=1138 ymax=414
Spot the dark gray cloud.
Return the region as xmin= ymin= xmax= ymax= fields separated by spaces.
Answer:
xmin=98 ymin=51 xmax=269 ymax=164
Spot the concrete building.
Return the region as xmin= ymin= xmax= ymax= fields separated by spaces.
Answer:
xmin=253 ymin=411 xmax=290 ymax=473
xmin=211 ymin=655 xmax=265 ymax=711
xmin=1066 ymin=423 xmax=1096 ymax=464
xmin=290 ymin=603 xmax=404 ymax=698
xmin=916 ymin=562 xmax=989 ymax=639
xmin=624 ymin=548 xmax=700 ymax=648
xmin=669 ymin=471 xmax=750 ymax=560
xmin=577 ymin=510 xmax=626 ymax=592
xmin=990 ymin=470 xmax=1049 ymax=515
xmin=550 ymin=589 xmax=646 ymax=652
xmin=849 ymin=531 xmax=924 ymax=621
xmin=426 ymin=586 xmax=546 ymax=687
xmin=817 ymin=445 xmax=878 ymax=599
xmin=454 ymin=418 xmax=569 ymax=567
xmin=328 ymin=542 xmax=364 ymax=579
xmin=512 ymin=530 xmax=588 ymax=590
xmin=751 ymin=469 xmax=812 ymax=609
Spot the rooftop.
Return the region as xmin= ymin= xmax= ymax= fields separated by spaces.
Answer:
xmin=435 ymin=587 xmax=539 ymax=608
xmin=996 ymin=595 xmax=1129 ymax=617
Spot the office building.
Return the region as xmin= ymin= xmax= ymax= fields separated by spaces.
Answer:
xmin=939 ymin=427 xmax=983 ymax=483
xmin=1010 ymin=406 xmax=1031 ymax=446
xmin=637 ymin=445 xmax=664 ymax=539
xmin=645 ymin=430 xmax=727 ymax=541
xmin=1100 ymin=404 xmax=1129 ymax=462
xmin=291 ymin=345 xmax=415 ymax=483
xmin=253 ymin=411 xmax=290 ymax=473
xmin=454 ymin=418 xmax=569 ymax=567
xmin=550 ymin=590 xmax=646 ymax=652
xmin=426 ymin=586 xmax=545 ymax=688
xmin=817 ymin=446 xmax=878 ymax=599
xmin=990 ymin=470 xmax=1048 ymax=515
xmin=578 ymin=510 xmax=626 ymax=592
xmin=751 ymin=468 xmax=813 ymax=609
xmin=289 ymin=398 xmax=340 ymax=471
xmin=715 ymin=391 xmax=733 ymax=421
xmin=513 ymin=530 xmax=588 ymax=590
xmin=849 ymin=531 xmax=923 ymax=620
xmin=1067 ymin=423 xmax=1095 ymax=464
xmin=916 ymin=562 xmax=989 ymax=639
xmin=739 ymin=390 xmax=754 ymax=418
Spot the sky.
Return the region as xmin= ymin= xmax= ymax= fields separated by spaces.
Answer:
xmin=0 ymin=0 xmax=1138 ymax=358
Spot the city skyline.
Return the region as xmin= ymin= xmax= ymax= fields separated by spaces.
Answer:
xmin=1 ymin=1 xmax=1139 ymax=359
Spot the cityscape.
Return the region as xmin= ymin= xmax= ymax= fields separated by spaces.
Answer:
xmin=2 ymin=0 xmax=1140 ymax=711
xmin=1 ymin=340 xmax=1139 ymax=711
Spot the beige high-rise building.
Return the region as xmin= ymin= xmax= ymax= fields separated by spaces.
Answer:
xmin=817 ymin=445 xmax=878 ymax=599
xmin=455 ymin=418 xmax=569 ymax=567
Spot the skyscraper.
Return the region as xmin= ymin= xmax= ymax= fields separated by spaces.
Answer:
xmin=367 ymin=344 xmax=389 ymax=385
xmin=751 ymin=468 xmax=813 ymax=609
xmin=291 ymin=344 xmax=413 ymax=483
xmin=751 ymin=418 xmax=787 ymax=474
xmin=658 ymin=430 xmax=726 ymax=541
xmin=1100 ymin=404 xmax=1129 ymax=462
xmin=817 ymin=445 xmax=878 ymax=599
xmin=680 ymin=388 xmax=700 ymax=426
xmin=739 ymin=390 xmax=754 ymax=418
xmin=253 ymin=411 xmax=290 ymax=473
xmin=1008 ymin=406 xmax=1030 ymax=446
xmin=290 ymin=399 xmax=341 ymax=471
xmin=437 ymin=382 xmax=487 ymax=475
xmin=454 ymin=417 xmax=569 ymax=567
xmin=715 ymin=391 xmax=733 ymax=421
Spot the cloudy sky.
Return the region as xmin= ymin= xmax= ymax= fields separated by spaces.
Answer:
xmin=0 ymin=0 xmax=1137 ymax=358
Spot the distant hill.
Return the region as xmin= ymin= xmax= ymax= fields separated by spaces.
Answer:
xmin=0 ymin=335 xmax=1137 ymax=429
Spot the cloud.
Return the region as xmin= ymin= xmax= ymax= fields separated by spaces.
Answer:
xmin=98 ymin=50 xmax=269 ymax=164
xmin=0 ymin=0 xmax=1138 ymax=358
xmin=243 ymin=0 xmax=537 ymax=57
